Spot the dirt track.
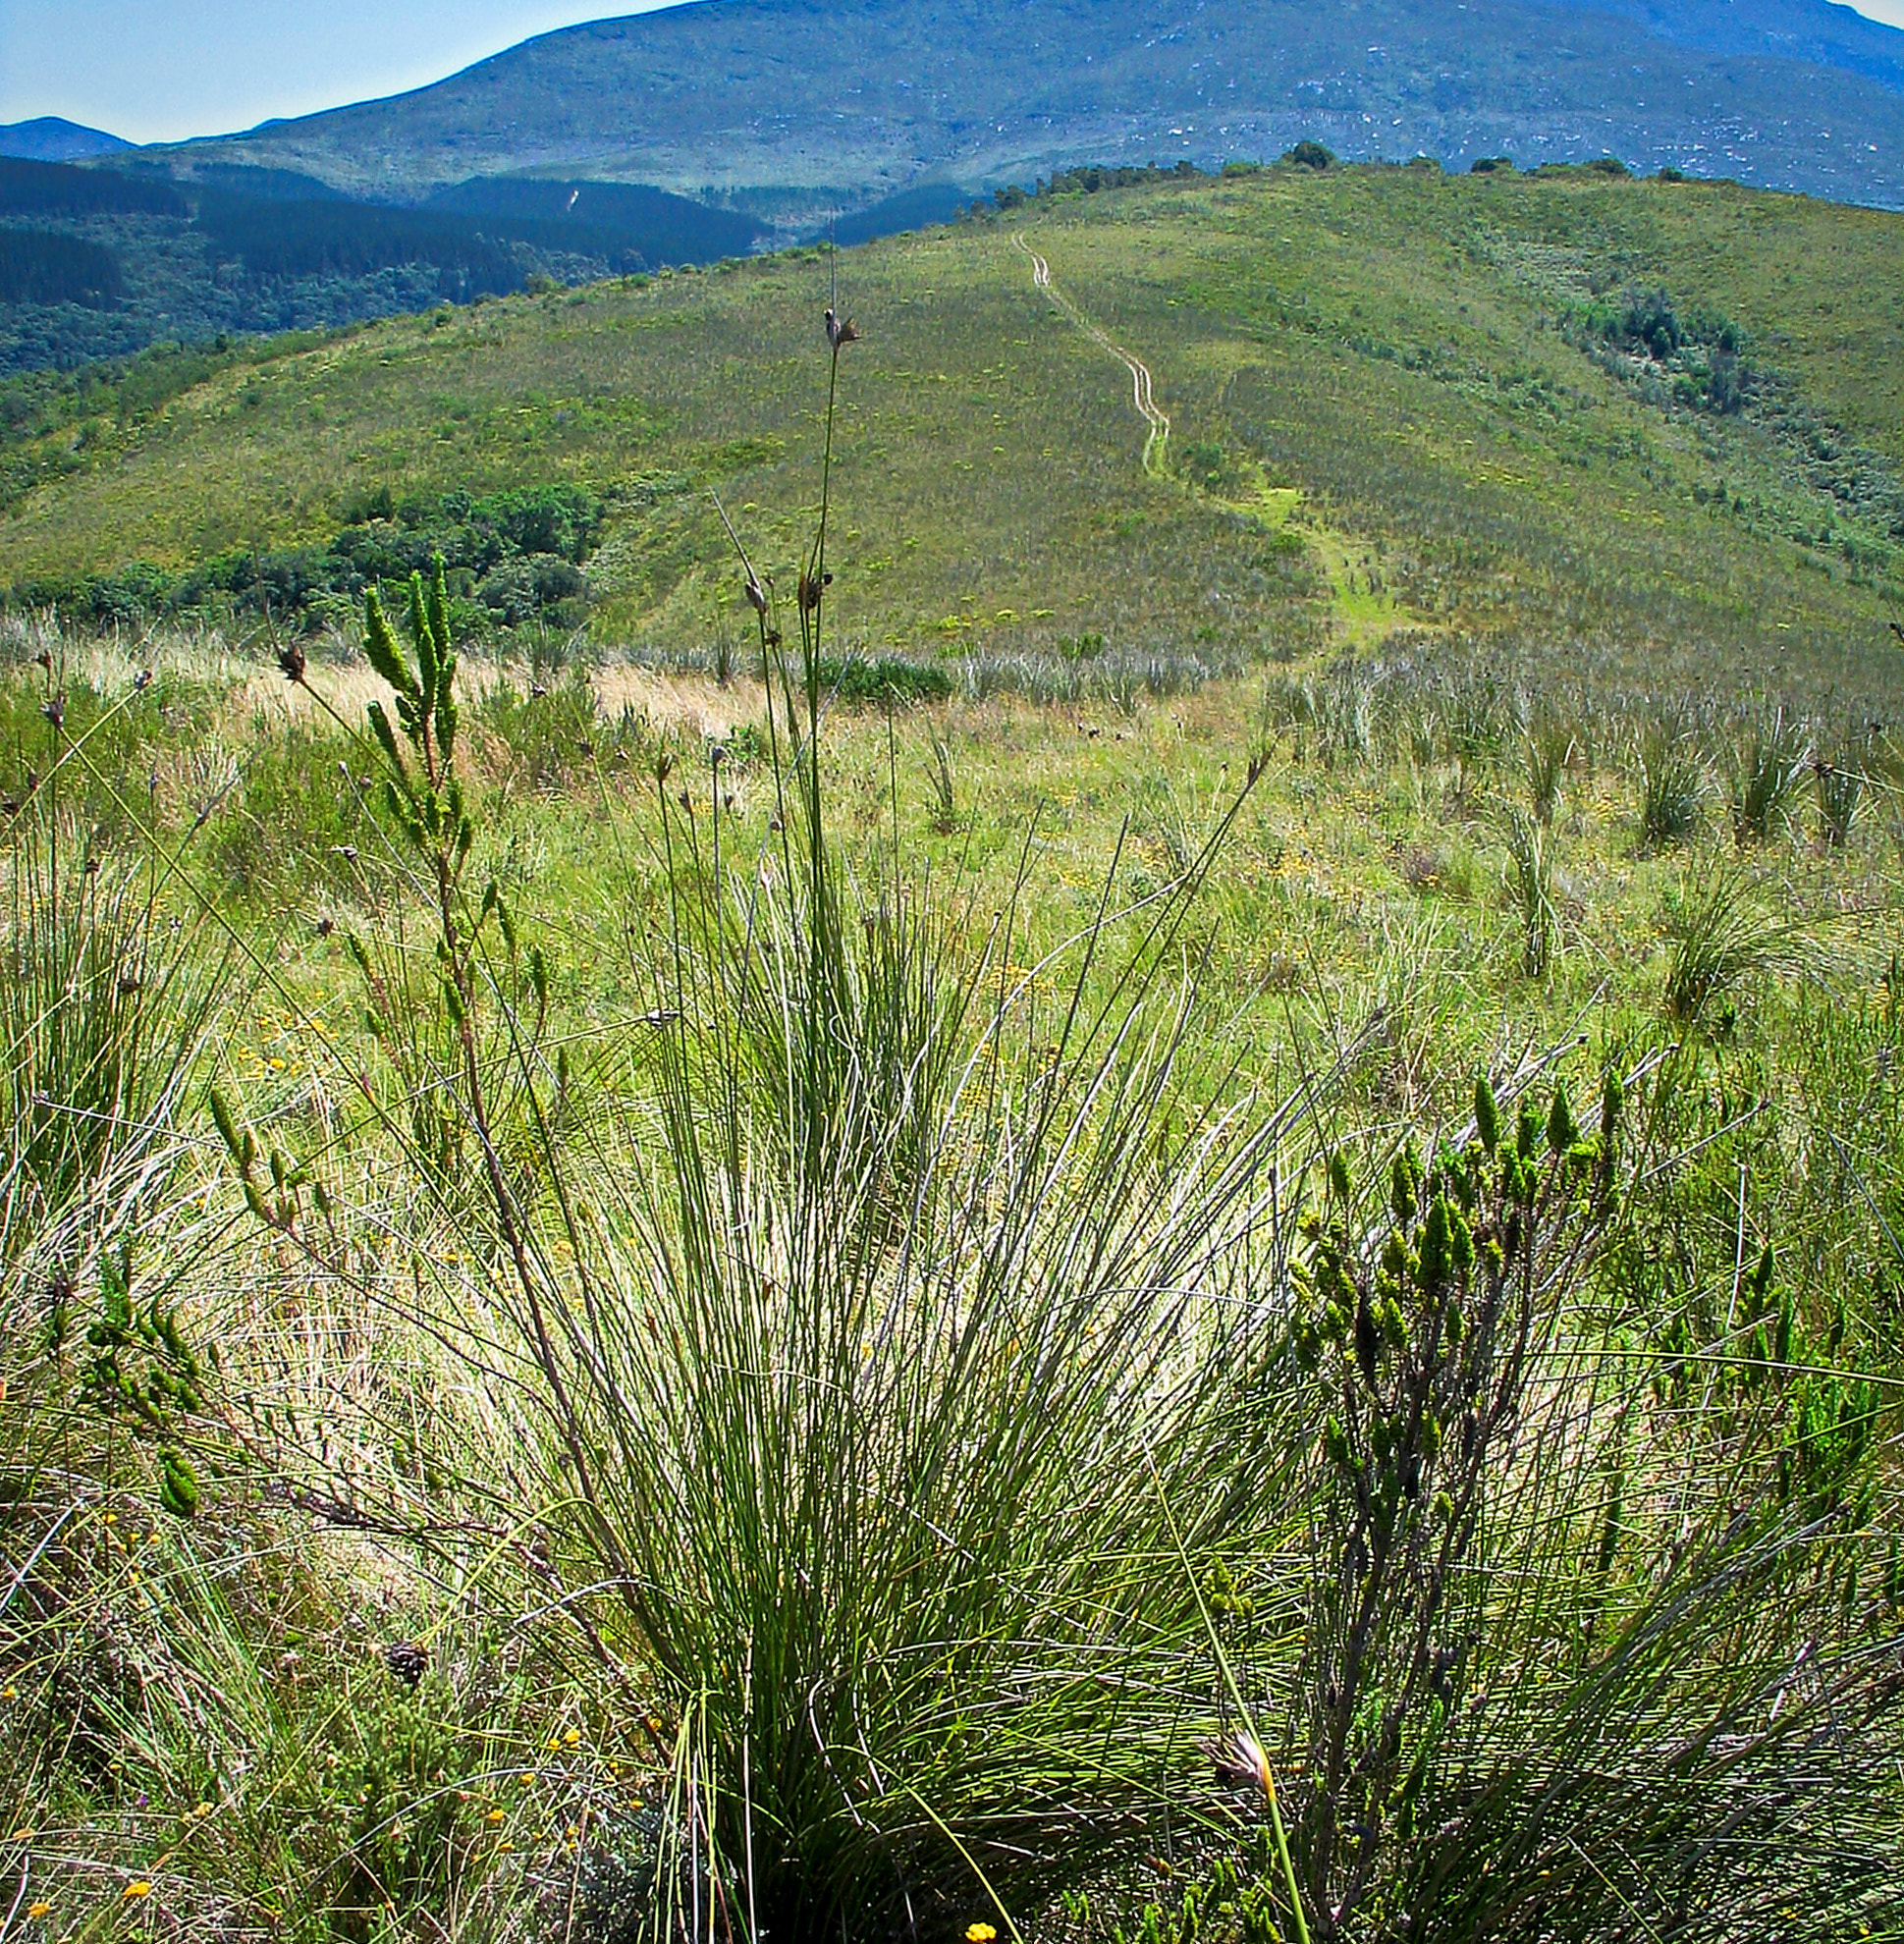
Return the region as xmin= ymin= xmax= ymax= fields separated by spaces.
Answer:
xmin=1015 ymin=234 xmax=1170 ymax=475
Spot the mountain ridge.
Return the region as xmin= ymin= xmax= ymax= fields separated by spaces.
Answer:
xmin=0 ymin=118 xmax=135 ymax=163
xmin=150 ymin=0 xmax=1904 ymax=208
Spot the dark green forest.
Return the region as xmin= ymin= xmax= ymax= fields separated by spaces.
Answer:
xmin=0 ymin=230 xmax=125 ymax=307
xmin=0 ymin=158 xmax=769 ymax=374
xmin=5 ymin=481 xmax=609 ymax=636
xmin=0 ymin=156 xmax=187 ymax=218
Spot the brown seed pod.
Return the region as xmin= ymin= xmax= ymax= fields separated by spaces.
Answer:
xmin=382 ymin=1641 xmax=429 ymax=1690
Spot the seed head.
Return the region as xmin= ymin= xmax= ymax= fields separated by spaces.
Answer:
xmin=825 ymin=308 xmax=859 ymax=350
xmin=41 ymin=693 xmax=65 ymax=731
xmin=383 ymin=1641 xmax=429 ymax=1690
xmin=1200 ymin=1728 xmax=1273 ymax=1799
xmin=277 ymin=642 xmax=306 ymax=683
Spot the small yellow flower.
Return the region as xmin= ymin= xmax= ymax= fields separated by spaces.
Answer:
xmin=518 ymin=1771 xmax=535 ymax=1784
xmin=27 ymin=1903 xmax=50 ymax=1919
xmin=10 ymin=1828 xmax=35 ymax=1842
xmin=562 ymin=1728 xmax=581 ymax=1748
xmin=485 ymin=1809 xmax=506 ymax=1824
xmin=1 ymin=1687 xmax=17 ymax=1701
xmin=123 ymin=1881 xmax=153 ymax=1900
xmin=966 ymin=1925 xmax=998 ymax=1943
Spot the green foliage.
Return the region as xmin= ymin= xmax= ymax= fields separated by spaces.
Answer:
xmin=204 ymin=723 xmax=370 ymax=896
xmin=923 ymin=715 xmax=958 ymax=832
xmin=474 ymin=671 xmax=651 ymax=793
xmin=1815 ymin=752 xmax=1864 ymax=847
xmin=0 ymin=818 xmax=222 ymax=1243
xmin=1636 ymin=725 xmax=1708 ymax=851
xmin=1522 ymin=713 xmax=1571 ymax=824
xmin=1500 ymin=803 xmax=1555 ymax=977
xmin=1661 ymin=867 xmax=1810 ymax=1026
xmin=1572 ymin=285 xmax=1754 ymax=415
xmin=1729 ymin=706 xmax=1811 ymax=844
xmin=814 ymin=653 xmax=952 ymax=706
xmin=11 ymin=480 xmax=610 ymax=632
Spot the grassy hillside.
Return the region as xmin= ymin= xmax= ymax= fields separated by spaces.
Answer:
xmin=155 ymin=0 xmax=1904 ymax=209
xmin=4 ymin=163 xmax=1902 ymax=705
xmin=4 ymin=153 xmax=1904 ymax=1944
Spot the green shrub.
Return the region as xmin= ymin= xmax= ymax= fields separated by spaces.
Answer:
xmin=204 ymin=722 xmax=370 ymax=899
xmin=474 ymin=672 xmax=649 ymax=793
xmin=815 ymin=654 xmax=952 ymax=706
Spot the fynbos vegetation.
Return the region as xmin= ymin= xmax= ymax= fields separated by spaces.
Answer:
xmin=2 ymin=174 xmax=1902 ymax=1944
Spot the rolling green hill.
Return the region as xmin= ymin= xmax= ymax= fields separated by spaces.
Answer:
xmin=4 ymin=163 xmax=1902 ymax=706
xmin=157 ymin=0 xmax=1904 ymax=209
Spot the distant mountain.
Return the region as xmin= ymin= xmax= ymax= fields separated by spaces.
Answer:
xmin=155 ymin=0 xmax=1904 ymax=209
xmin=0 ymin=119 xmax=134 ymax=163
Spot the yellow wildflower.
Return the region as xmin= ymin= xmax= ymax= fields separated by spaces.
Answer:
xmin=123 ymin=1881 xmax=152 ymax=1900
xmin=966 ymin=1926 xmax=998 ymax=1943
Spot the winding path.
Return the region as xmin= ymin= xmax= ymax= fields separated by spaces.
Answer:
xmin=1015 ymin=234 xmax=1170 ymax=475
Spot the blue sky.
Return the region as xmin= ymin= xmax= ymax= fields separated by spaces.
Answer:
xmin=0 ymin=0 xmax=696 ymax=143
xmin=3 ymin=0 xmax=1903 ymax=145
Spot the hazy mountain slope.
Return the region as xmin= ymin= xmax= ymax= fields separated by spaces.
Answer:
xmin=4 ymin=167 xmax=1900 ymax=706
xmin=0 ymin=119 xmax=134 ymax=163
xmin=162 ymin=0 xmax=1904 ymax=207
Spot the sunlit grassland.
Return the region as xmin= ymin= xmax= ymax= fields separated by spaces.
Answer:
xmin=4 ymin=166 xmax=1903 ymax=704
xmin=5 ymin=581 xmax=1903 ymax=1939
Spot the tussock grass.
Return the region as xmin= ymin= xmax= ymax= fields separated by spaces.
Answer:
xmin=1636 ymin=725 xmax=1709 ymax=852
xmin=1729 ymin=706 xmax=1811 ymax=846
xmin=1661 ymin=867 xmax=1813 ymax=1026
